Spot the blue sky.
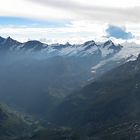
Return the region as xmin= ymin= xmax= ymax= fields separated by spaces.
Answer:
xmin=106 ymin=25 xmax=134 ymax=40
xmin=0 ymin=17 xmax=70 ymax=28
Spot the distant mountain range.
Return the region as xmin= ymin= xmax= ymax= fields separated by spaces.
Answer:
xmin=0 ymin=37 xmax=139 ymax=119
xmin=0 ymin=36 xmax=122 ymax=57
xmin=1 ymin=36 xmax=140 ymax=139
xmin=0 ymin=36 xmax=138 ymax=78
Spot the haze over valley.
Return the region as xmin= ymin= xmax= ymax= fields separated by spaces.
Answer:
xmin=1 ymin=0 xmax=140 ymax=139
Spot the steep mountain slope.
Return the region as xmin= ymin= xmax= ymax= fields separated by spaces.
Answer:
xmin=50 ymin=54 xmax=140 ymax=139
xmin=90 ymin=120 xmax=140 ymax=140
xmin=0 ymin=37 xmax=21 ymax=51
xmin=0 ymin=37 xmax=127 ymax=120
xmin=0 ymin=37 xmax=140 ymax=139
xmin=22 ymin=121 xmax=140 ymax=140
xmin=19 ymin=128 xmax=82 ymax=140
xmin=0 ymin=104 xmax=34 ymax=140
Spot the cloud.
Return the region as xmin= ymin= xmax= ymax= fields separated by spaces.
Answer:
xmin=106 ymin=25 xmax=134 ymax=39
xmin=0 ymin=0 xmax=70 ymax=20
xmin=0 ymin=22 xmax=105 ymax=44
xmin=0 ymin=0 xmax=140 ymax=43
xmin=28 ymin=0 xmax=140 ymax=24
xmin=1 ymin=0 xmax=140 ymax=23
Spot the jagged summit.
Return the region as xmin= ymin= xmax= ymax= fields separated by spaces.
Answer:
xmin=0 ymin=36 xmax=123 ymax=57
xmin=0 ymin=36 xmax=5 ymax=42
xmin=102 ymin=40 xmax=122 ymax=52
xmin=103 ymin=40 xmax=114 ymax=46
xmin=4 ymin=36 xmax=20 ymax=44
xmin=83 ymin=40 xmax=96 ymax=46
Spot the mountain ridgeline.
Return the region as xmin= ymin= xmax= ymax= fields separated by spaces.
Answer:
xmin=0 ymin=36 xmax=122 ymax=54
xmin=0 ymin=37 xmax=124 ymax=119
xmin=0 ymin=36 xmax=140 ymax=139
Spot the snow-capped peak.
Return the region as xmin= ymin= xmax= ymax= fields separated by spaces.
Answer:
xmin=0 ymin=36 xmax=123 ymax=58
xmin=103 ymin=40 xmax=114 ymax=47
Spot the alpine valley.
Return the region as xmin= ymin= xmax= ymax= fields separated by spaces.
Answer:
xmin=0 ymin=36 xmax=140 ymax=139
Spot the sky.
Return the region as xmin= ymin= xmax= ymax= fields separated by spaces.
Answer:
xmin=0 ymin=0 xmax=140 ymax=44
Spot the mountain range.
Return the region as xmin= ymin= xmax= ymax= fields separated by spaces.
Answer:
xmin=0 ymin=37 xmax=140 ymax=139
xmin=0 ymin=37 xmax=125 ymax=119
xmin=0 ymin=36 xmax=121 ymax=55
xmin=49 ymin=54 xmax=140 ymax=139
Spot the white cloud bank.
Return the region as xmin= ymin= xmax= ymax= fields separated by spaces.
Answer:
xmin=0 ymin=0 xmax=140 ymax=43
xmin=0 ymin=21 xmax=106 ymax=44
xmin=0 ymin=0 xmax=140 ymax=23
xmin=28 ymin=0 xmax=140 ymax=24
